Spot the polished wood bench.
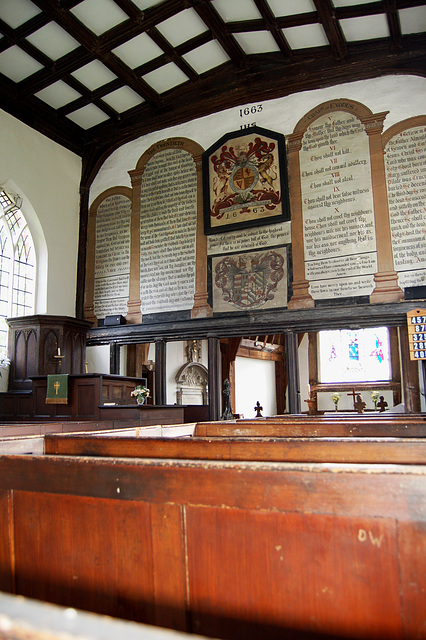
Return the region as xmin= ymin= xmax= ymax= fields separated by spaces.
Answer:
xmin=194 ymin=419 xmax=426 ymax=438
xmin=44 ymin=433 xmax=426 ymax=465
xmin=0 ymin=454 xmax=424 ymax=640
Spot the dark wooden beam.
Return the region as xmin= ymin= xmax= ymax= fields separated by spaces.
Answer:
xmin=191 ymin=1 xmax=248 ymax=68
xmin=313 ymin=0 xmax=347 ymax=59
xmin=253 ymin=0 xmax=292 ymax=58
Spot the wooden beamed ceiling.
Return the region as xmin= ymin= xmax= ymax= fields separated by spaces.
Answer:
xmin=0 ymin=0 xmax=425 ymax=182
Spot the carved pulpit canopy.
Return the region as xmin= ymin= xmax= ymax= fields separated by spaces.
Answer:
xmin=175 ymin=362 xmax=208 ymax=405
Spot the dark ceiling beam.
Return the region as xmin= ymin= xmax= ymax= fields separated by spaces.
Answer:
xmin=78 ymin=41 xmax=426 ymax=189
xmin=0 ymin=13 xmax=50 ymax=53
xmin=18 ymin=48 xmax=94 ymax=96
xmin=0 ymin=18 xmax=55 ymax=70
xmin=191 ymin=1 xmax=247 ymax=68
xmin=146 ymin=27 xmax=199 ymax=82
xmin=385 ymin=0 xmax=402 ymax=48
xmin=0 ymin=75 xmax=85 ymax=155
xmin=253 ymin=0 xmax=293 ymax=58
xmin=313 ymin=0 xmax=347 ymax=60
xmin=94 ymin=0 xmax=188 ymax=53
xmin=28 ymin=0 xmax=159 ymax=106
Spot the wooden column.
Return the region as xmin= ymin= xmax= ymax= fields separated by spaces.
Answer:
xmin=81 ymin=185 xmax=95 ymax=323
xmin=220 ymin=338 xmax=241 ymax=415
xmin=287 ymin=132 xmax=314 ymax=309
xmin=155 ymin=339 xmax=167 ymax=405
xmin=308 ymin=332 xmax=318 ymax=413
xmin=109 ymin=342 xmax=120 ymax=375
xmin=364 ymin=113 xmax=404 ymax=303
xmin=285 ymin=332 xmax=301 ymax=414
xmin=208 ymin=337 xmax=221 ymax=421
xmin=275 ymin=356 xmax=287 ymax=415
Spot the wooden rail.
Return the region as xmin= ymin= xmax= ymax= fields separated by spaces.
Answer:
xmin=44 ymin=433 xmax=426 ymax=465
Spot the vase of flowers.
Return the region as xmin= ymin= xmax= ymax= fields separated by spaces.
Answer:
xmin=131 ymin=384 xmax=150 ymax=405
xmin=370 ymin=390 xmax=380 ymax=411
xmin=0 ymin=354 xmax=11 ymax=393
xmin=331 ymin=392 xmax=341 ymax=411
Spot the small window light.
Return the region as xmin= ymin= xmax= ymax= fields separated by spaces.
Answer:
xmin=0 ymin=189 xmax=23 ymax=214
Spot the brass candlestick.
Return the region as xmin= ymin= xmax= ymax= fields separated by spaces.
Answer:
xmin=54 ymin=349 xmax=65 ymax=372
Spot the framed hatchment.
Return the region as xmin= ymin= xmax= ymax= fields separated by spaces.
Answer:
xmin=203 ymin=126 xmax=289 ymax=234
xmin=210 ymin=246 xmax=288 ymax=313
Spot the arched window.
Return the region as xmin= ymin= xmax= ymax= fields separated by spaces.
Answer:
xmin=0 ymin=190 xmax=35 ymax=353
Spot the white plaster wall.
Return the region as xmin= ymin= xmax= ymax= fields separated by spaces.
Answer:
xmin=235 ymin=356 xmax=276 ymax=418
xmin=0 ymin=110 xmax=81 ymax=316
xmin=166 ymin=339 xmax=209 ymax=405
xmin=86 ymin=344 xmax=110 ymax=374
xmin=90 ymin=75 xmax=426 ymax=204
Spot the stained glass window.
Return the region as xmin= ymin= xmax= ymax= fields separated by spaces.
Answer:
xmin=0 ymin=202 xmax=35 ymax=353
xmin=319 ymin=327 xmax=391 ymax=383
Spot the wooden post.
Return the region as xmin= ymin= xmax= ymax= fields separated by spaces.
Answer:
xmin=285 ymin=332 xmax=301 ymax=414
xmin=208 ymin=337 xmax=221 ymax=421
xmin=155 ymin=339 xmax=167 ymax=406
xmin=109 ymin=342 xmax=120 ymax=375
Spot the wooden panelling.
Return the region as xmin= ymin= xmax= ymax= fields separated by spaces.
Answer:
xmin=0 ymin=490 xmax=13 ymax=593
xmin=13 ymin=491 xmax=156 ymax=624
xmin=397 ymin=522 xmax=426 ymax=639
xmin=0 ymin=456 xmax=424 ymax=639
xmin=186 ymin=506 xmax=402 ymax=639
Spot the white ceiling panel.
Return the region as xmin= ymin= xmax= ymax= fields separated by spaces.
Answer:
xmin=35 ymin=81 xmax=82 ymax=109
xmin=182 ymin=40 xmax=230 ymax=74
xmin=399 ymin=7 xmax=426 ymax=34
xmin=70 ymin=0 xmax=128 ymax=35
xmin=0 ymin=45 xmax=44 ymax=82
xmin=142 ymin=62 xmax=188 ymax=93
xmin=340 ymin=14 xmax=390 ymax=42
xmin=0 ymin=0 xmax=41 ymax=29
xmin=283 ymin=23 xmax=329 ymax=49
xmin=211 ymin=0 xmax=262 ymax=22
xmin=66 ymin=103 xmax=109 ymax=128
xmin=112 ymin=32 xmax=163 ymax=68
xmin=332 ymin=0 xmax=374 ymax=6
xmin=156 ymin=9 xmax=208 ymax=47
xmin=268 ymin=0 xmax=316 ymax=17
xmin=233 ymin=31 xmax=280 ymax=55
xmin=71 ymin=60 xmax=117 ymax=90
xmin=26 ymin=23 xmax=79 ymax=60
xmin=102 ymin=87 xmax=145 ymax=112
xmin=131 ymin=0 xmax=163 ymax=9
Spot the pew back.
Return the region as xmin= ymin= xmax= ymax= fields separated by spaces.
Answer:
xmin=194 ymin=419 xmax=426 ymax=438
xmin=0 ymin=454 xmax=424 ymax=640
xmin=44 ymin=433 xmax=426 ymax=465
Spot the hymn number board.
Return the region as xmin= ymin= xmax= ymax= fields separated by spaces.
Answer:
xmin=407 ymin=309 xmax=426 ymax=360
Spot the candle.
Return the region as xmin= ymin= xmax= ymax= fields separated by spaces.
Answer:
xmin=57 ymin=347 xmax=61 ymax=356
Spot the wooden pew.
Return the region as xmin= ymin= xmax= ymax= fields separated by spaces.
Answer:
xmin=0 ymin=454 xmax=424 ymax=640
xmin=194 ymin=418 xmax=426 ymax=438
xmin=44 ymin=433 xmax=426 ymax=465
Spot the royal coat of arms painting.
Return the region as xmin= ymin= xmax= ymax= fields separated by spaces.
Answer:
xmin=203 ymin=127 xmax=290 ymax=234
xmin=211 ymin=247 xmax=288 ymax=313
